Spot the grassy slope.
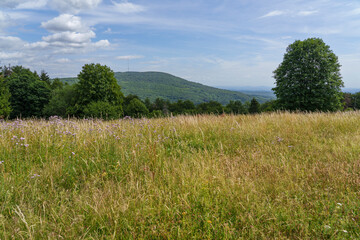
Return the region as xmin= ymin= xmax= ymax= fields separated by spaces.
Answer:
xmin=0 ymin=112 xmax=359 ymax=239
xmin=59 ymin=72 xmax=272 ymax=104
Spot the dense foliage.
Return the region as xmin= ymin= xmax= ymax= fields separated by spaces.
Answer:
xmin=0 ymin=74 xmax=11 ymax=118
xmin=6 ymin=66 xmax=51 ymax=118
xmin=273 ymin=38 xmax=344 ymax=111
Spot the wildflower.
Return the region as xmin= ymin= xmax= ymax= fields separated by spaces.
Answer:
xmin=342 ymin=230 xmax=348 ymax=233
xmin=0 ymin=161 xmax=4 ymax=165
xmin=20 ymin=137 xmax=25 ymax=140
xmin=72 ymin=152 xmax=75 ymax=155
xmin=30 ymin=174 xmax=40 ymax=179
xmin=324 ymin=225 xmax=331 ymax=229
xmin=102 ymin=172 xmax=107 ymax=177
xmin=207 ymin=220 xmax=212 ymax=224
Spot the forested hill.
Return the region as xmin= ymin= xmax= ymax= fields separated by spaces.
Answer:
xmin=60 ymin=71 xmax=272 ymax=104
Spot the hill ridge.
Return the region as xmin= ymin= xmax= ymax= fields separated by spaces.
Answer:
xmin=60 ymin=71 xmax=273 ymax=104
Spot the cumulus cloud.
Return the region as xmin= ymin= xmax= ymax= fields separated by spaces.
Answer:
xmin=41 ymin=14 xmax=88 ymax=33
xmin=260 ymin=10 xmax=285 ymax=18
xmin=37 ymin=12 xmax=110 ymax=53
xmin=42 ymin=31 xmax=96 ymax=43
xmin=50 ymin=0 xmax=102 ymax=13
xmin=0 ymin=36 xmax=25 ymax=49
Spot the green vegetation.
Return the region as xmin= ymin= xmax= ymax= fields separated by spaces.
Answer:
xmin=0 ymin=74 xmax=11 ymax=118
xmin=0 ymin=113 xmax=359 ymax=238
xmin=273 ymin=38 xmax=343 ymax=111
xmin=6 ymin=66 xmax=51 ymax=118
xmin=60 ymin=72 xmax=272 ymax=104
xmin=74 ymin=63 xmax=124 ymax=118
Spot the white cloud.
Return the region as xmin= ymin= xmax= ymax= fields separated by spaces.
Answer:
xmin=42 ymin=31 xmax=96 ymax=43
xmin=298 ymin=10 xmax=318 ymax=16
xmin=55 ymin=58 xmax=71 ymax=63
xmin=0 ymin=11 xmax=12 ymax=30
xmin=116 ymin=55 xmax=144 ymax=60
xmin=41 ymin=14 xmax=88 ymax=33
xmin=16 ymin=0 xmax=48 ymax=9
xmin=93 ymin=39 xmax=110 ymax=48
xmin=50 ymin=0 xmax=102 ymax=13
xmin=260 ymin=10 xmax=285 ymax=18
xmin=0 ymin=51 xmax=24 ymax=59
xmin=0 ymin=0 xmax=26 ymax=8
xmin=0 ymin=36 xmax=25 ymax=49
xmin=111 ymin=1 xmax=145 ymax=14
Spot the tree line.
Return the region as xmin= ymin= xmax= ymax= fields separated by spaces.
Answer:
xmin=0 ymin=64 xmax=265 ymax=119
xmin=0 ymin=38 xmax=356 ymax=119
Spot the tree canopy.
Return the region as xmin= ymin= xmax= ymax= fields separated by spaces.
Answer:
xmin=0 ymin=74 xmax=11 ymax=118
xmin=273 ymin=38 xmax=343 ymax=111
xmin=74 ymin=63 xmax=124 ymax=117
xmin=76 ymin=63 xmax=124 ymax=106
xmin=6 ymin=66 xmax=51 ymax=118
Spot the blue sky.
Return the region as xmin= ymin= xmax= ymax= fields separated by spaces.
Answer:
xmin=1 ymin=0 xmax=360 ymax=88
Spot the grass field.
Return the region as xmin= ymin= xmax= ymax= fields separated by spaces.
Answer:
xmin=0 ymin=112 xmax=359 ymax=239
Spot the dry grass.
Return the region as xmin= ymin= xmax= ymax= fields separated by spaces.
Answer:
xmin=0 ymin=112 xmax=359 ymax=239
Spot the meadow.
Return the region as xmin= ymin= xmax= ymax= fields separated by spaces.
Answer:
xmin=0 ymin=112 xmax=359 ymax=239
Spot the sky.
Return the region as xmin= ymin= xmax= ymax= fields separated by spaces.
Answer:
xmin=1 ymin=0 xmax=360 ymax=88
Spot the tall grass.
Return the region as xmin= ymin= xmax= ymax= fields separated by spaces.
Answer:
xmin=0 ymin=112 xmax=359 ymax=239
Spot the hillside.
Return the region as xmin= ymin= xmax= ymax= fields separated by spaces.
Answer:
xmin=60 ymin=72 xmax=273 ymax=104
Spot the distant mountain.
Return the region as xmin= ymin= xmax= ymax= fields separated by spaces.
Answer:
xmin=342 ymin=88 xmax=360 ymax=94
xmin=59 ymin=71 xmax=274 ymax=104
xmin=215 ymin=86 xmax=276 ymax=100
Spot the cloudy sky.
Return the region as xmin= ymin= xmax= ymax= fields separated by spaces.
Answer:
xmin=1 ymin=0 xmax=360 ymax=88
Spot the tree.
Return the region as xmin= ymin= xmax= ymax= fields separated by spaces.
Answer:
xmin=0 ymin=75 xmax=11 ymax=118
xmin=273 ymin=38 xmax=343 ymax=111
xmin=74 ymin=63 xmax=124 ymax=116
xmin=6 ymin=66 xmax=51 ymax=118
xmin=124 ymin=98 xmax=149 ymax=118
xmin=40 ymin=70 xmax=51 ymax=87
xmin=248 ymin=98 xmax=261 ymax=114
xmin=43 ymin=85 xmax=76 ymax=117
xmin=197 ymin=101 xmax=223 ymax=114
xmin=76 ymin=63 xmax=123 ymax=106
xmin=225 ymin=100 xmax=246 ymax=114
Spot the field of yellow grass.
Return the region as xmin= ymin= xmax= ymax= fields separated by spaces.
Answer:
xmin=0 ymin=112 xmax=359 ymax=239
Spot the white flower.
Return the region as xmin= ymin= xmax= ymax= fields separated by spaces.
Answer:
xmin=324 ymin=225 xmax=331 ymax=229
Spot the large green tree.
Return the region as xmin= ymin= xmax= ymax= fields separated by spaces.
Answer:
xmin=6 ymin=66 xmax=51 ymax=118
xmin=273 ymin=38 xmax=343 ymax=111
xmin=74 ymin=63 xmax=124 ymax=117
